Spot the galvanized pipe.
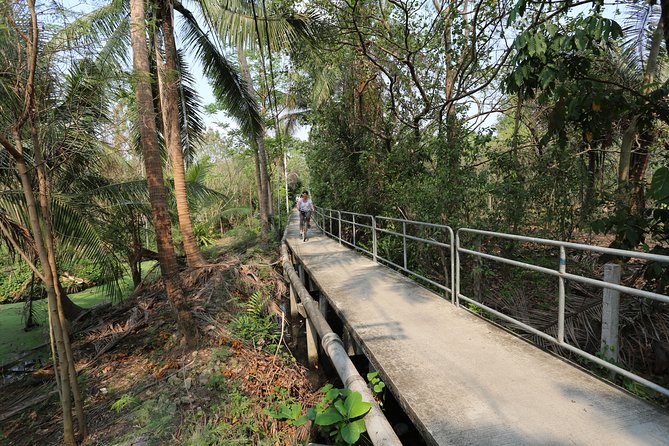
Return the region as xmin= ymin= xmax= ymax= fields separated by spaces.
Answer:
xmin=337 ymin=210 xmax=342 ymax=245
xmin=402 ymin=221 xmax=407 ymax=270
xmin=460 ymin=227 xmax=669 ymax=263
xmin=353 ymin=214 xmax=356 ymax=247
xmin=372 ymin=216 xmax=378 ymax=262
xmin=281 ymin=238 xmax=401 ymax=445
xmin=557 ymin=246 xmax=566 ymax=344
xmin=458 ymin=246 xmax=669 ymax=304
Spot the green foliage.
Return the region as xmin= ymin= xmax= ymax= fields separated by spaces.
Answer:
xmin=187 ymin=387 xmax=264 ymax=445
xmin=128 ymin=394 xmax=179 ymax=441
xmin=366 ymin=371 xmax=386 ymax=397
xmin=229 ymin=292 xmax=280 ymax=349
xmin=111 ymin=394 xmax=139 ymax=413
xmin=306 ymin=385 xmax=371 ymax=445
xmin=0 ymin=263 xmax=33 ymax=304
xmin=269 ymin=384 xmax=371 ymax=445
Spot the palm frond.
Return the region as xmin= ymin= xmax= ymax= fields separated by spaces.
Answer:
xmin=176 ymin=49 xmax=206 ymax=165
xmin=45 ymin=0 xmax=129 ymax=60
xmin=622 ymin=3 xmax=658 ymax=71
xmin=199 ymin=0 xmax=316 ymax=53
xmin=175 ymin=1 xmax=263 ymax=140
xmin=185 ymin=158 xmax=211 ymax=185
xmin=0 ymin=208 xmax=35 ymax=261
xmin=51 ymin=194 xmax=126 ymax=302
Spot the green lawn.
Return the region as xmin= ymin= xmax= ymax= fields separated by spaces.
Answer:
xmin=0 ymin=261 xmax=158 ymax=364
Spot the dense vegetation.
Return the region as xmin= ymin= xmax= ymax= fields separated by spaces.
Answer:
xmin=1 ymin=0 xmax=669 ymax=443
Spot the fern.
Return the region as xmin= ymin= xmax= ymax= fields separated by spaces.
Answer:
xmin=230 ymin=292 xmax=280 ymax=348
xmin=245 ymin=291 xmax=267 ymax=318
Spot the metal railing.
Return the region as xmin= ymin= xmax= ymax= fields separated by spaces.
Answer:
xmin=314 ymin=206 xmax=455 ymax=303
xmin=312 ymin=206 xmax=669 ymax=398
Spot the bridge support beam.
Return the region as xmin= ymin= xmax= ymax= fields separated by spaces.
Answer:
xmin=343 ymin=327 xmax=363 ymax=356
xmin=306 ymin=318 xmax=319 ymax=367
xmin=289 ymin=283 xmax=298 ymax=320
xmin=319 ymin=295 xmax=328 ymax=319
xmin=601 ymin=263 xmax=621 ymax=364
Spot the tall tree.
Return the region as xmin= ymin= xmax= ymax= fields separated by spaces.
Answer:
xmin=0 ymin=0 xmax=86 ymax=442
xmin=129 ymin=0 xmax=196 ymax=344
xmin=155 ymin=0 xmax=207 ymax=266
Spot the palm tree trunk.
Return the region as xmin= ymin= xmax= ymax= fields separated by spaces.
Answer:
xmin=156 ymin=0 xmax=206 ymax=267
xmin=1 ymin=1 xmax=78 ymax=440
xmin=617 ymin=22 xmax=663 ymax=221
xmin=10 ymin=134 xmax=76 ymax=446
xmin=130 ymin=0 xmax=196 ymax=345
xmin=31 ymin=119 xmax=87 ymax=439
xmin=238 ymin=48 xmax=270 ymax=240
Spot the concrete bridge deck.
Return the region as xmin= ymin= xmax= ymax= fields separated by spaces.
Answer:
xmin=285 ymin=213 xmax=669 ymax=445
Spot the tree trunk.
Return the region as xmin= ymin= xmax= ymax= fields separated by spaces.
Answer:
xmin=31 ymin=125 xmax=87 ymax=438
xmin=12 ymin=138 xmax=76 ymax=446
xmin=238 ymin=48 xmax=270 ymax=241
xmin=156 ymin=0 xmax=206 ymax=267
xmin=1 ymin=1 xmax=79 ymax=441
xmin=617 ymin=22 xmax=663 ymax=221
xmin=130 ymin=0 xmax=196 ymax=345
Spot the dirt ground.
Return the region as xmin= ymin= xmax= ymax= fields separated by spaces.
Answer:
xmin=0 ymin=244 xmax=322 ymax=446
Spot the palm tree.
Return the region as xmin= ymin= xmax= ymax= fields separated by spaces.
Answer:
xmin=200 ymin=0 xmax=316 ymax=239
xmin=56 ymin=0 xmax=263 ymax=257
xmin=0 ymin=1 xmax=85 ymax=441
xmin=129 ymin=0 xmax=197 ymax=344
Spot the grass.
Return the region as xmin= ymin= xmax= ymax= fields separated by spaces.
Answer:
xmin=0 ymin=261 xmax=158 ymax=364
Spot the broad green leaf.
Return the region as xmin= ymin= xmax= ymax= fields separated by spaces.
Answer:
xmin=289 ymin=403 xmax=302 ymax=419
xmin=545 ymin=23 xmax=558 ymax=37
xmin=650 ymin=167 xmax=669 ymax=204
xmin=325 ymin=387 xmax=341 ymax=401
xmin=534 ymin=34 xmax=547 ymax=55
xmin=292 ymin=414 xmax=311 ymax=426
xmin=341 ymin=419 xmax=366 ymax=445
xmin=575 ymin=31 xmax=586 ymax=50
xmin=334 ymin=399 xmax=347 ymax=416
xmin=315 ymin=407 xmax=344 ymax=426
xmin=345 ymin=392 xmax=372 ymax=418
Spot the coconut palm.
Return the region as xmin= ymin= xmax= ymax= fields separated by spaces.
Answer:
xmin=199 ymin=0 xmax=317 ymax=239
xmin=53 ymin=0 xmax=263 ymax=264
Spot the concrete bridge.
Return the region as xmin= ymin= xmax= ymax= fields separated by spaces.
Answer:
xmin=284 ymin=210 xmax=669 ymax=445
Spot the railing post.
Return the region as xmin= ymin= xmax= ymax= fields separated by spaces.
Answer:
xmin=352 ymin=214 xmax=356 ymax=247
xmin=455 ymin=231 xmax=461 ymax=307
xmin=372 ymin=216 xmax=377 ymax=262
xmin=298 ymin=263 xmax=306 ymax=285
xmin=319 ymin=294 xmax=329 ymax=319
xmin=558 ymin=246 xmax=566 ymax=344
xmin=602 ymin=263 xmax=621 ymax=364
xmin=449 ymin=228 xmax=455 ymax=304
xmin=337 ymin=211 xmax=342 ymax=245
xmin=329 ymin=209 xmax=333 ymax=235
xmin=403 ymin=221 xmax=407 ymax=269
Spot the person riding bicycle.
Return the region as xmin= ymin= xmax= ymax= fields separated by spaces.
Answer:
xmin=298 ymin=191 xmax=314 ymax=238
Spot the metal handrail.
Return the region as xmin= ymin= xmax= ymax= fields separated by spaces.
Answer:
xmin=313 ymin=205 xmax=669 ymax=398
xmin=456 ymin=228 xmax=669 ymax=397
xmin=314 ymin=206 xmax=455 ymax=302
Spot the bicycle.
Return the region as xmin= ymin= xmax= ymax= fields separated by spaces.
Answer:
xmin=300 ymin=210 xmax=312 ymax=242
